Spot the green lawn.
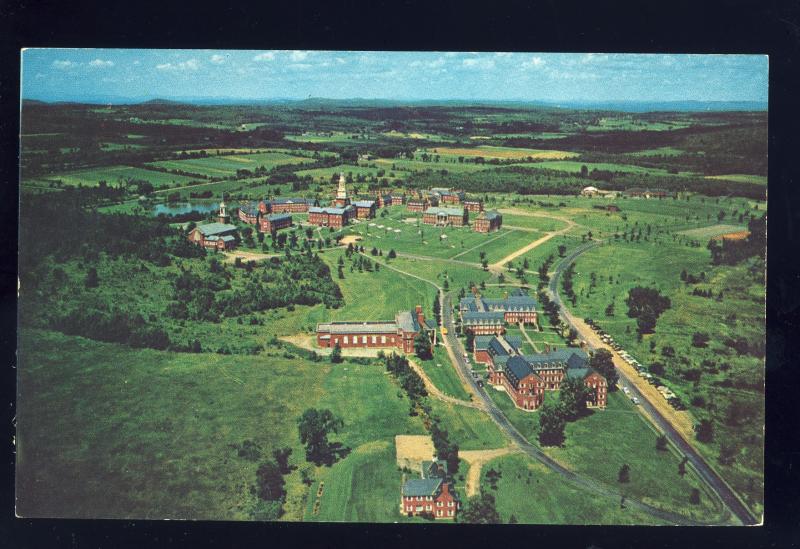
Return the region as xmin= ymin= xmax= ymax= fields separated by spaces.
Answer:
xmin=704 ymin=174 xmax=768 ymax=185
xmin=417 ymin=345 xmax=471 ymax=400
xmin=422 ymin=145 xmax=578 ymax=161
xmin=383 ymin=256 xmax=494 ymax=290
xmin=498 ymin=213 xmax=570 ymax=232
xmin=455 ymin=229 xmax=544 ymax=264
xmin=481 ymin=453 xmax=668 ymax=525
xmin=513 ymin=160 xmax=697 ymax=178
xmin=40 ymin=166 xmax=201 ymax=189
xmin=427 ymin=400 xmax=508 ymax=451
xmin=147 ymin=152 xmax=314 ymax=178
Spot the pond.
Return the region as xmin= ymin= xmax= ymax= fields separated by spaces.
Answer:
xmin=151 ymin=201 xmax=219 ymax=216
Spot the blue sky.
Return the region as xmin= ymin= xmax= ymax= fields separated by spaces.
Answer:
xmin=21 ymin=49 xmax=768 ymax=103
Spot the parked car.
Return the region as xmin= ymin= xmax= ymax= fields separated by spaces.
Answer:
xmin=622 ymin=387 xmax=631 ymax=395
xmin=632 ymin=397 xmax=640 ymax=405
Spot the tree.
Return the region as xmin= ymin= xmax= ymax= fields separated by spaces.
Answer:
xmin=538 ymin=403 xmax=566 ymax=446
xmin=256 ymin=460 xmax=286 ymax=502
xmin=605 ymin=302 xmax=615 ymax=316
xmin=414 ymin=330 xmax=432 ymax=360
xmin=485 ymin=468 xmax=502 ymax=490
xmin=678 ymin=457 xmax=688 ymax=477
xmin=388 ymin=249 xmax=397 ymax=259
xmin=559 ymin=376 xmax=591 ymax=420
xmin=695 ymin=419 xmax=714 ymax=443
xmin=430 ymin=421 xmax=459 ymax=475
xmin=465 ymin=330 xmax=475 ymax=352
xmin=590 ymin=348 xmax=618 ymax=390
xmin=558 ymin=244 xmax=567 ymax=257
xmin=655 ymin=435 xmax=668 ymax=452
xmin=692 ymin=332 xmax=710 ymax=348
xmin=297 ymin=408 xmax=344 ymax=466
xmin=618 ymin=463 xmax=630 ymax=484
xmin=273 ymin=447 xmax=293 ymax=474
xmin=330 ymin=342 xmax=343 ymax=364
xmin=689 ymin=488 xmax=701 ymax=505
xmin=84 ymin=267 xmax=99 ymax=288
xmin=459 ymin=492 xmax=501 ymax=524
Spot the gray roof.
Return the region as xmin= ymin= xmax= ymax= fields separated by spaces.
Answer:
xmin=239 ymin=202 xmax=260 ymax=216
xmin=462 ymin=311 xmax=505 ymax=324
xmin=505 ymin=356 xmax=539 ymax=387
xmin=271 ymin=197 xmax=316 ymax=205
xmin=483 ymin=295 xmax=539 ymax=311
xmin=402 ymin=478 xmax=443 ymax=497
xmin=482 ymin=211 xmax=501 ymax=220
xmin=309 ymin=206 xmax=349 ymax=215
xmin=474 ymin=335 xmax=522 ymax=355
xmin=421 ymin=459 xmax=448 ymax=479
xmin=396 ymin=310 xmax=420 ymax=333
xmin=317 ymin=321 xmax=398 ymax=334
xmin=353 ymin=200 xmax=376 ymax=208
xmin=425 ymin=206 xmax=465 ymax=217
xmin=196 ymin=222 xmax=238 ymax=236
xmin=266 ymin=213 xmax=292 ymax=222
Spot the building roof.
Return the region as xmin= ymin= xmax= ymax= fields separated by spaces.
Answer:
xmin=239 ymin=201 xmax=261 ymax=216
xmin=481 ymin=210 xmax=501 ymax=220
xmin=266 ymin=213 xmax=292 ymax=222
xmin=474 ymin=335 xmax=522 ymax=355
xmin=196 ymin=222 xmax=238 ymax=236
xmin=317 ymin=321 xmax=398 ymax=334
xmin=483 ymin=295 xmax=539 ymax=311
xmin=353 ymin=200 xmax=376 ymax=208
xmin=425 ymin=206 xmax=465 ymax=217
xmin=309 ymin=206 xmax=350 ymax=215
xmin=421 ymin=460 xmax=448 ymax=479
xmin=402 ymin=477 xmax=443 ymax=497
xmin=396 ymin=310 xmax=420 ymax=333
xmin=504 ymin=356 xmax=540 ymax=387
xmin=271 ymin=197 xmax=316 ymax=205
xmin=462 ymin=311 xmax=505 ymax=324
xmin=510 ymin=288 xmax=529 ymax=297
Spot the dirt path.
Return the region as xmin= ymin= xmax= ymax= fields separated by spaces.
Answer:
xmin=459 ymin=446 xmax=520 ymax=497
xmin=489 ymin=209 xmax=576 ymax=271
xmin=222 ymin=250 xmax=280 ymax=263
xmin=407 ymin=358 xmax=485 ymax=410
xmin=280 ymin=334 xmax=385 ymax=357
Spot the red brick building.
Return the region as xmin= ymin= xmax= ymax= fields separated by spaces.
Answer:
xmin=238 ymin=201 xmax=262 ymax=225
xmin=400 ymin=460 xmax=459 ymax=519
xmin=407 ymin=198 xmax=429 ymax=213
xmin=308 ymin=205 xmax=354 ymax=228
xmin=422 ymin=207 xmax=468 ymax=227
xmin=460 ymin=292 xmax=538 ymax=327
xmin=316 ymin=305 xmax=437 ymax=353
xmin=187 ymin=222 xmax=238 ymax=251
xmin=259 ymin=213 xmax=293 ymax=233
xmin=473 ymin=210 xmax=502 ymax=233
xmin=353 ymin=200 xmax=377 ymax=219
xmin=463 ymin=199 xmax=483 ymax=213
xmin=269 ymin=197 xmax=318 ymax=213
xmin=390 ymin=192 xmax=406 ymax=205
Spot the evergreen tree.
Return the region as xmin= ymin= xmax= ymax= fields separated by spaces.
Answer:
xmin=331 ymin=342 xmax=343 ymax=364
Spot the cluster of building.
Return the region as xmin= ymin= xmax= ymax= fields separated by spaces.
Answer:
xmin=474 ymin=334 xmax=607 ymax=411
xmin=405 ymin=187 xmax=503 ymax=233
xmin=459 ymin=289 xmax=539 ymax=335
xmin=400 ymin=459 xmax=460 ymax=519
xmin=316 ymin=305 xmax=437 ymax=354
xmin=580 ymin=185 xmax=673 ymax=199
xmin=187 ymin=198 xmax=239 ymax=250
xmin=237 ymin=197 xmax=316 ymax=233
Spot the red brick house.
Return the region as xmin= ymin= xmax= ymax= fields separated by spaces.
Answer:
xmin=316 ymin=305 xmax=437 ymax=353
xmin=390 ymin=192 xmax=406 ymax=205
xmin=422 ymin=207 xmax=468 ymax=227
xmin=473 ymin=210 xmax=502 ymax=233
xmin=238 ymin=201 xmax=261 ymax=225
xmin=473 ymin=334 xmax=523 ymax=368
xmin=459 ymin=293 xmax=538 ymax=327
xmin=308 ymin=205 xmax=354 ymax=228
xmin=187 ymin=222 xmax=238 ymax=251
xmin=400 ymin=459 xmax=459 ymax=519
xmin=259 ymin=213 xmax=293 ymax=233
xmin=353 ymin=200 xmax=377 ymax=219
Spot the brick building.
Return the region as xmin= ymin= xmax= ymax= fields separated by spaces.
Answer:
xmin=308 ymin=205 xmax=354 ymax=228
xmin=407 ymin=198 xmax=429 ymax=213
xmin=478 ymin=343 xmax=607 ymax=411
xmin=390 ymin=192 xmax=406 ymax=205
xmin=259 ymin=213 xmax=292 ymax=233
xmin=353 ymin=200 xmax=377 ymax=219
xmin=316 ymin=305 xmax=436 ymax=353
xmin=269 ymin=197 xmax=318 ymax=213
xmin=460 ymin=292 xmax=538 ymax=327
xmin=473 ymin=210 xmax=502 ymax=233
xmin=187 ymin=222 xmax=238 ymax=251
xmin=238 ymin=201 xmax=263 ymax=225
xmin=400 ymin=460 xmax=459 ymax=519
xmin=461 ymin=311 xmax=506 ymax=335
xmin=422 ymin=206 xmax=468 ymax=227
xmin=463 ymin=199 xmax=483 ymax=213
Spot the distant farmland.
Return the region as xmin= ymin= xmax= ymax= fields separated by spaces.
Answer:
xmin=424 ymin=145 xmax=579 ymax=160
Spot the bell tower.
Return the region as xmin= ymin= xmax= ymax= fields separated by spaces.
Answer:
xmin=334 ymin=172 xmax=350 ymax=207
xmin=218 ymin=193 xmax=230 ymax=224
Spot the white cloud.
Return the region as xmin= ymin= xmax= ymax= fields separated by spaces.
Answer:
xmin=462 ymin=58 xmax=495 ymax=70
xmin=289 ymin=50 xmax=309 ymax=62
xmin=35 ymin=73 xmax=45 ymax=79
xmin=581 ymin=53 xmax=609 ymax=64
xmin=156 ymin=58 xmax=200 ymax=71
xmin=495 ymin=52 xmax=513 ymax=57
xmin=88 ymin=59 xmax=114 ymax=68
xmin=522 ymin=56 xmax=546 ymax=69
xmin=133 ymin=60 xmax=141 ymax=65
xmin=444 ymin=52 xmax=458 ymax=58
xmin=52 ymin=60 xmax=78 ymax=70
xmin=410 ymin=57 xmax=445 ymax=69
xmin=335 ymin=57 xmax=346 ymax=64
xmin=210 ymin=54 xmax=226 ymax=64
xmin=253 ymin=52 xmax=275 ymax=62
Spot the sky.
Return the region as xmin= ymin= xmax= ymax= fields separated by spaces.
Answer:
xmin=20 ymin=49 xmax=769 ymax=104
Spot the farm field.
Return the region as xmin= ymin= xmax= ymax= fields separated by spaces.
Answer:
xmin=705 ymin=174 xmax=768 ymax=185
xmin=38 ymin=165 xmax=201 ymax=189
xmin=147 ymin=151 xmax=315 ymax=177
xmin=514 ymin=159 xmax=698 ymax=177
xmin=294 ymin=164 xmax=404 ymax=184
xmin=422 ymin=145 xmax=579 ymax=160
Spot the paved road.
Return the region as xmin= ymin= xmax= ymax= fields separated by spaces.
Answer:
xmin=547 ymin=240 xmax=758 ymax=526
xmin=439 ymin=292 xmax=715 ymax=526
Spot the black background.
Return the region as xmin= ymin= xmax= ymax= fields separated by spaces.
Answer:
xmin=1 ymin=1 xmax=798 ymax=548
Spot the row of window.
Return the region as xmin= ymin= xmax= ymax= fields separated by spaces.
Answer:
xmin=340 ymin=335 xmax=394 ymax=345
xmin=404 ymin=506 xmax=455 ymax=517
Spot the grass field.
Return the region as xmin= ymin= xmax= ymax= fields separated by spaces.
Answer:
xmin=704 ymin=174 xmax=768 ymax=185
xmin=423 ymin=145 xmax=579 ymax=161
xmin=496 ymin=213 xmax=571 ymax=232
xmin=147 ymin=152 xmax=315 ymax=178
xmin=417 ymin=345 xmax=471 ymax=400
xmin=481 ymin=453 xmax=668 ymax=525
xmin=294 ymin=164 xmax=404 ymax=184
xmin=677 ymin=224 xmax=748 ymax=239
xmin=383 ymin=256 xmax=495 ymax=290
xmin=628 ymin=147 xmax=685 ymax=157
xmin=515 ymin=160 xmax=697 ymax=177
xmin=40 ymin=165 xmax=201 ymax=189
